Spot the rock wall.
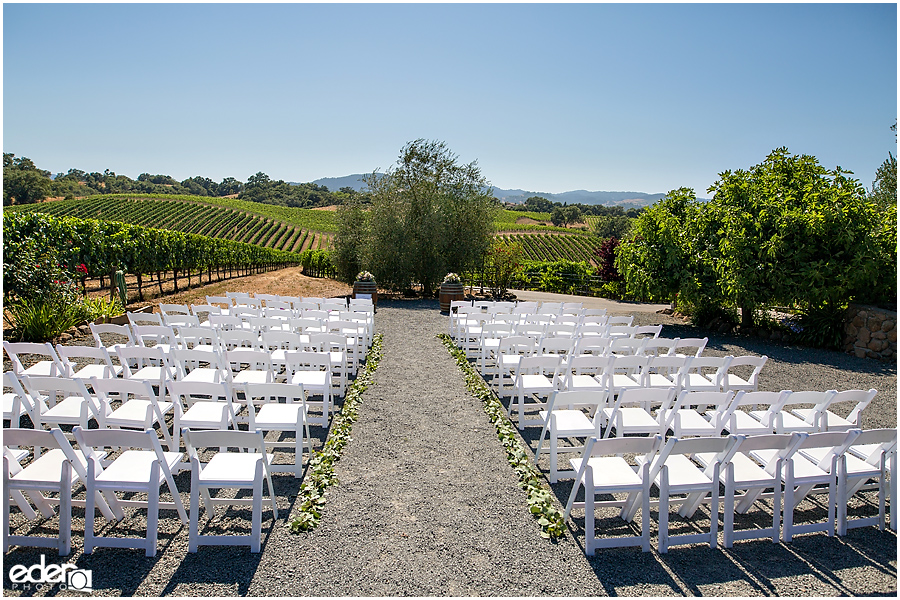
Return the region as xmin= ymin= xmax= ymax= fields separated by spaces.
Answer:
xmin=843 ymin=304 xmax=896 ymax=362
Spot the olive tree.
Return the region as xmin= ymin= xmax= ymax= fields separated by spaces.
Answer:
xmin=355 ymin=139 xmax=499 ymax=295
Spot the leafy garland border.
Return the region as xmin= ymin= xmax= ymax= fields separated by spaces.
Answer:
xmin=437 ymin=333 xmax=566 ymax=538
xmin=289 ymin=333 xmax=384 ymax=532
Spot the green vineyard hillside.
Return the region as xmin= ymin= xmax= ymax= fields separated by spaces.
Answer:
xmin=6 ymin=195 xmax=602 ymax=264
xmin=6 ymin=194 xmax=335 ymax=252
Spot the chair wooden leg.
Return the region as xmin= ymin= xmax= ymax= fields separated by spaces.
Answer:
xmin=659 ymin=467 xmax=670 ymax=554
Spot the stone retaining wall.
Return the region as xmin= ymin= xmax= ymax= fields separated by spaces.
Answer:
xmin=843 ymin=304 xmax=896 ymax=362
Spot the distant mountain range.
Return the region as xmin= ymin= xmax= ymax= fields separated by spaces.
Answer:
xmin=307 ymin=174 xmax=666 ymax=208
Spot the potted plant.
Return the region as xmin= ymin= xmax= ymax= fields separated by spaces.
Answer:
xmin=439 ymin=272 xmax=465 ymax=313
xmin=352 ymin=271 xmax=378 ymax=306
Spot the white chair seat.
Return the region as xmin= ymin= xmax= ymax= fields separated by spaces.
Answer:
xmin=291 ymin=371 xmax=330 ymax=388
xmin=199 ymin=452 xmax=276 ymax=486
xmin=181 ymin=368 xmax=224 ymax=383
xmin=602 ymin=407 xmax=659 ymax=430
xmin=570 ymin=456 xmax=643 ymax=488
xmin=670 ymin=410 xmax=719 ymax=436
xmin=793 ymin=408 xmax=853 ymax=431
xmin=96 ymin=450 xmax=183 ymax=487
xmin=42 ymin=397 xmax=96 ymax=421
xmin=538 ymin=409 xmax=594 ymax=436
xmin=733 ymin=411 xmax=775 ymax=434
xmin=107 ymin=400 xmax=174 ymax=424
xmin=564 ymin=374 xmax=605 ymax=392
xmin=12 ymin=449 xmax=83 ymax=486
xmin=181 ymin=402 xmax=232 ymax=425
xmin=254 ymin=403 xmax=305 ymax=429
xmin=233 ymin=371 xmax=272 ymax=385
xmin=519 ymin=374 xmax=555 ymax=392
xmin=70 ymin=364 xmax=123 ymax=379
xmin=655 ymin=454 xmax=714 ymax=488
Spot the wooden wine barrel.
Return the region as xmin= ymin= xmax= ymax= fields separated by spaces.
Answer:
xmin=439 ymin=281 xmax=465 ymax=312
xmin=352 ymin=280 xmax=378 ymax=306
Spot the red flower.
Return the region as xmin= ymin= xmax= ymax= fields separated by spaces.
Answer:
xmin=76 ymin=263 xmax=88 ymax=274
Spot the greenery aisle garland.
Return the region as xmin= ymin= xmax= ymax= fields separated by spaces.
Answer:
xmin=289 ymin=333 xmax=384 ymax=533
xmin=437 ymin=333 xmax=566 ymax=539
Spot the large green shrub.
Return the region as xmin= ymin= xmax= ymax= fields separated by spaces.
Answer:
xmin=616 ymin=148 xmax=896 ymax=342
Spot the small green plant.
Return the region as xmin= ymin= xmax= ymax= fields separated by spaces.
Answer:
xmin=7 ymin=299 xmax=81 ymax=342
xmin=438 ymin=333 xmax=566 ymax=539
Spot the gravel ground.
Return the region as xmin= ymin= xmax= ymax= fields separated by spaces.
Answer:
xmin=3 ymin=295 xmax=897 ymax=596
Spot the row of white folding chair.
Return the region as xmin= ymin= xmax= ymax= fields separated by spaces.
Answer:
xmin=84 ymin=322 xmax=360 ymax=390
xmin=503 ymin=354 xmax=766 ymax=427
xmin=7 ymin=371 xmax=314 ymax=474
xmin=482 ymin=335 xmax=707 ymax=379
xmin=5 ymin=425 xmax=283 ymax=556
xmin=562 ymin=427 xmax=895 ymax=555
xmin=455 ymin=313 xmax=637 ymax=348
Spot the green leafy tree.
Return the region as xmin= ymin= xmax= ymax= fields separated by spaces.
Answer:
xmin=332 ymin=198 xmax=368 ymax=284
xmin=524 ymin=196 xmax=554 ymax=213
xmin=357 ymin=139 xmax=499 ymax=295
xmin=3 ymin=153 xmax=52 ymax=205
xmin=593 ymin=214 xmax=632 ymax=239
xmin=550 ymin=205 xmax=583 ymax=227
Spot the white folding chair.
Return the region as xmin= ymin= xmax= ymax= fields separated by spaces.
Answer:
xmin=495 ymin=336 xmax=537 ymax=398
xmin=775 ymin=429 xmax=861 ymax=542
xmin=564 ymin=435 xmax=662 ymax=555
xmin=659 ymin=390 xmax=732 ymax=438
xmin=602 ymin=354 xmax=650 ymax=398
xmin=90 ymin=377 xmax=176 ymax=451
xmin=535 ymin=390 xmax=608 ymax=483
xmin=557 ymin=354 xmax=609 ymax=394
xmin=284 ymin=351 xmax=333 ymax=427
xmin=307 ymin=334 xmax=349 ymax=395
xmin=681 ymin=355 xmax=731 ymax=393
xmin=722 ymin=355 xmax=768 ymax=393
xmin=643 ymin=435 xmax=742 ymax=553
xmin=3 ymin=428 xmax=114 ymax=555
xmin=20 ymin=375 xmax=109 ymax=433
xmin=633 ymin=324 xmax=662 ymax=339
xmin=645 ymin=355 xmax=691 ymax=392
xmin=56 ymin=344 xmax=121 ymax=380
xmin=225 ymin=349 xmax=276 ymax=385
xmin=90 ymin=322 xmax=136 ymax=357
xmin=713 ymin=390 xmax=790 ymax=436
xmin=601 ymin=387 xmax=674 ymax=439
xmin=767 ymin=390 xmax=837 ymax=433
xmin=219 ymin=329 xmax=263 ymax=351
xmin=699 ymin=432 xmax=807 ymax=547
xmin=840 ymin=428 xmax=897 ymax=533
xmin=3 ymin=371 xmax=35 ymax=428
xmin=167 ymin=380 xmax=238 ymax=452
xmin=74 ymin=426 xmax=187 ymax=557
xmin=160 ymin=302 xmax=192 ymax=316
xmin=132 ymin=324 xmax=177 ymax=356
xmin=511 ymin=355 xmax=562 ymax=429
xmin=3 ymin=341 xmax=65 ymax=378
xmin=792 ymin=389 xmax=877 ymax=433
xmin=183 ymin=428 xmax=278 ymax=553
xmin=241 ymin=382 xmax=312 ymax=478
xmin=127 ymin=311 xmax=164 ymax=327
xmin=117 ymin=345 xmax=174 ymax=391
xmin=671 ymin=337 xmax=708 ymax=358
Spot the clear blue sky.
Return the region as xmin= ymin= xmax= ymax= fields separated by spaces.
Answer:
xmin=3 ymin=3 xmax=897 ymax=196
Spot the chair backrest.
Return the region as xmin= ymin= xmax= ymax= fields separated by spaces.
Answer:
xmin=190 ymin=304 xmax=222 ymax=320
xmin=242 ymin=381 xmax=307 ymax=407
xmin=73 ymin=426 xmax=168 ymax=470
xmin=284 ymin=350 xmax=330 ymax=373
xmin=166 ymin=380 xmax=232 ymax=411
xmin=219 ymin=329 xmax=262 ymax=351
xmin=225 ymin=349 xmax=273 ymax=374
xmin=583 ymin=308 xmax=607 ymax=318
xmin=127 ymin=311 xmax=163 ymax=326
xmin=537 ymin=302 xmax=562 ymax=315
xmin=673 ymin=337 xmax=708 ymax=358
xmin=517 ymin=354 xmax=562 ymax=377
xmin=544 ymin=324 xmax=576 ymax=338
xmin=648 ymin=435 xmax=739 ymax=483
xmin=832 ymin=389 xmax=878 ymax=426
xmin=566 ymin=353 xmax=610 ymax=376
xmin=499 ymin=336 xmax=536 ymax=356
xmin=262 ymin=330 xmax=305 ymax=351
xmin=849 ymin=428 xmax=897 ymax=464
xmin=573 ymin=337 xmax=610 ymax=355
xmin=248 ymin=317 xmax=286 ymax=333
xmin=116 ymin=346 xmax=172 ymax=379
xmin=725 ymin=355 xmax=768 ymax=385
xmin=231 ymin=306 xmax=261 ymax=320
xmin=547 ymin=389 xmax=608 ymax=418
xmin=610 ymin=337 xmax=647 ymax=356
xmin=90 ymin=377 xmax=159 ymax=405
xmin=633 ymin=325 xmax=662 ymax=339
xmin=254 ymin=293 xmax=279 ymax=305
xmin=539 ymin=337 xmax=574 ymax=356
xmin=606 ymin=316 xmax=634 ymax=327
xmin=308 ymin=333 xmax=348 ymax=354
xmin=90 ymin=322 xmax=136 ymax=348
xmin=163 ymin=314 xmax=201 ymax=329
xmin=208 ymin=314 xmax=243 ymax=330
xmin=607 ymin=325 xmax=638 ymax=339
xmin=21 ymin=375 xmax=99 ymax=417
xmin=798 ymin=429 xmax=861 ymax=470
xmin=738 ymin=431 xmax=808 ymax=475
xmin=183 ymin=428 xmax=268 ymax=460
xmin=606 ymin=354 xmax=650 ymax=376
xmin=206 ymin=295 xmax=233 ymax=308
xmin=55 ymin=344 xmax=116 ymax=379
xmin=177 ymin=327 xmax=220 ymax=350
xmin=616 ymin=386 xmax=675 ymax=410
xmin=640 ymin=337 xmax=680 ymax=357
xmin=171 ymin=348 xmax=224 ymax=377
xmin=159 ymin=303 xmax=190 ymax=316
xmin=132 ymin=324 xmax=177 ymax=347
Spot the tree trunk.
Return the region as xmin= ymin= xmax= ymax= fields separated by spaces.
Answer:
xmin=157 ymin=271 xmax=164 ymax=296
xmin=173 ymin=269 xmax=179 ymax=293
xmin=741 ymin=303 xmax=755 ymax=328
xmin=136 ymin=273 xmax=144 ymax=301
